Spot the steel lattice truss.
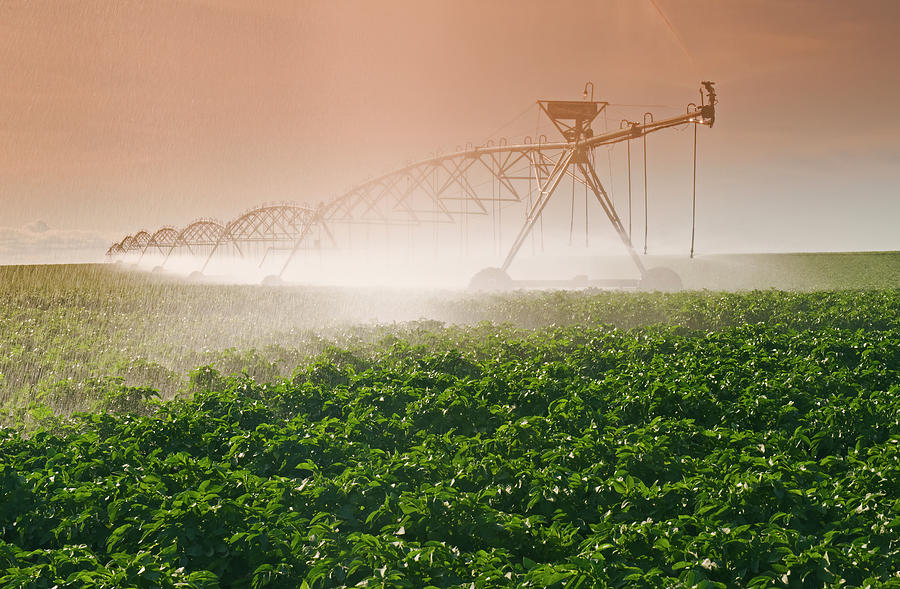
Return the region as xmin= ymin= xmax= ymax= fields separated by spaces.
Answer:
xmin=107 ymin=83 xmax=717 ymax=281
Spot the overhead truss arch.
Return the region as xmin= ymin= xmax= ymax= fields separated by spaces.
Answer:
xmin=106 ymin=82 xmax=718 ymax=285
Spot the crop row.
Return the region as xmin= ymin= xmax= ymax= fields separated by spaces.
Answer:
xmin=2 ymin=319 xmax=899 ymax=587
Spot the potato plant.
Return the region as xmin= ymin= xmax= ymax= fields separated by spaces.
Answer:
xmin=1 ymin=289 xmax=899 ymax=587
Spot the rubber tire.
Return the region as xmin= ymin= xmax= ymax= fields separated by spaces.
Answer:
xmin=469 ymin=267 xmax=513 ymax=291
xmin=639 ymin=267 xmax=683 ymax=292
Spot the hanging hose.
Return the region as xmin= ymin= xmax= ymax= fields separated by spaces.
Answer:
xmin=690 ymin=120 xmax=698 ymax=259
xmin=525 ymin=137 xmax=535 ymax=255
xmin=569 ymin=169 xmax=575 ymax=246
xmin=626 ymin=138 xmax=632 ymax=239
xmin=492 ymin=157 xmax=497 ymax=255
xmin=529 ymin=174 xmax=535 ymax=254
xmin=538 ymin=135 xmax=546 ymax=252
xmin=497 ymin=142 xmax=505 ymax=256
xmin=584 ymin=167 xmax=589 ymax=248
xmin=498 ymin=190 xmax=502 ymax=255
xmin=460 ymin=161 xmax=466 ymax=257
xmin=465 ymin=166 xmax=469 ymax=256
xmin=643 ymin=134 xmax=648 ymax=255
xmin=604 ymin=110 xmax=616 ymax=223
xmin=642 ymin=112 xmax=653 ymax=255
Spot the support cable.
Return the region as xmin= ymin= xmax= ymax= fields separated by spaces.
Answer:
xmin=479 ymin=101 xmax=536 ymax=146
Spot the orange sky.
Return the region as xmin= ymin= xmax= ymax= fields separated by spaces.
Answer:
xmin=1 ymin=0 xmax=898 ymax=257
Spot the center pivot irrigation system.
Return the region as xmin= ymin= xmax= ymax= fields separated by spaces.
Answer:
xmin=107 ymin=82 xmax=717 ymax=289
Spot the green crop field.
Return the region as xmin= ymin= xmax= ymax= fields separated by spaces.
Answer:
xmin=1 ymin=264 xmax=899 ymax=587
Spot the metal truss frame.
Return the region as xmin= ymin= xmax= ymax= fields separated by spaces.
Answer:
xmin=107 ymin=83 xmax=717 ymax=282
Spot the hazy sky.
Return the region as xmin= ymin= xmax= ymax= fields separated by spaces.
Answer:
xmin=1 ymin=0 xmax=899 ymax=260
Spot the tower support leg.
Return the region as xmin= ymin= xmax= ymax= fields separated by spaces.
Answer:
xmin=577 ymin=160 xmax=646 ymax=276
xmin=500 ymin=148 xmax=575 ymax=272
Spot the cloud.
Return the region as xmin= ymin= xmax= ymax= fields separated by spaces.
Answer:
xmin=0 ymin=222 xmax=111 ymax=265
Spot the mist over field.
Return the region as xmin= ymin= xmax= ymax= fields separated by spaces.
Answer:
xmin=1 ymin=257 xmax=896 ymax=413
xmin=107 ymin=249 xmax=900 ymax=291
